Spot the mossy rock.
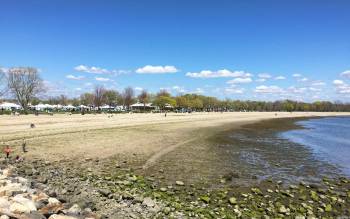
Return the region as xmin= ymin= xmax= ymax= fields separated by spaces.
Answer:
xmin=229 ymin=197 xmax=237 ymax=205
xmin=200 ymin=195 xmax=210 ymax=203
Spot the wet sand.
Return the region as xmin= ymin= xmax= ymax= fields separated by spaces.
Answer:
xmin=1 ymin=112 xmax=349 ymax=164
xmin=142 ymin=117 xmax=346 ymax=188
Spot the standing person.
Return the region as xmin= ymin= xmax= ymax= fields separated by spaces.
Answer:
xmin=22 ymin=138 xmax=27 ymax=153
xmin=4 ymin=146 xmax=11 ymax=159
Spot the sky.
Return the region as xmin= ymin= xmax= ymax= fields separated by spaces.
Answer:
xmin=1 ymin=0 xmax=350 ymax=102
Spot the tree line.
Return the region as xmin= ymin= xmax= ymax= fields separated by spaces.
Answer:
xmin=1 ymin=67 xmax=350 ymax=113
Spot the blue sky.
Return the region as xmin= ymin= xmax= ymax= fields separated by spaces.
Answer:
xmin=1 ymin=0 xmax=350 ymax=102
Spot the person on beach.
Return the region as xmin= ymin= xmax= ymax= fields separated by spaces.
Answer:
xmin=22 ymin=139 xmax=27 ymax=153
xmin=4 ymin=146 xmax=11 ymax=159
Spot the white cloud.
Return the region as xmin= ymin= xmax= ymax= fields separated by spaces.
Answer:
xmin=134 ymin=87 xmax=143 ymax=91
xmin=341 ymin=70 xmax=350 ymax=78
xmin=186 ymin=69 xmax=252 ymax=78
xmin=258 ymin=73 xmax=271 ymax=79
xmin=193 ymin=88 xmax=204 ymax=93
xmin=293 ymin=73 xmax=302 ymax=78
xmin=333 ymin=80 xmax=344 ymax=86
xmin=75 ymin=88 xmax=82 ymax=91
xmin=300 ymin=77 xmax=308 ymax=82
xmin=256 ymin=78 xmax=266 ymax=83
xmin=287 ymin=86 xmax=307 ymax=94
xmin=227 ymin=77 xmax=253 ymax=84
xmin=333 ymin=79 xmax=350 ymax=94
xmin=136 ymin=65 xmax=178 ymax=74
xmin=274 ymin=76 xmax=286 ymax=80
xmin=95 ymin=77 xmax=110 ymax=82
xmin=172 ymin=85 xmax=186 ymax=93
xmin=255 ymin=85 xmax=283 ymax=94
xmin=74 ymin=65 xmax=129 ymax=75
xmin=66 ymin=74 xmax=85 ymax=80
xmin=84 ymin=82 xmax=93 ymax=87
xmin=311 ymin=81 xmax=326 ymax=86
xmin=0 ymin=67 xmax=9 ymax=74
xmin=225 ymin=87 xmax=245 ymax=94
xmin=74 ymin=65 xmax=111 ymax=74
xmin=309 ymin=87 xmax=322 ymax=92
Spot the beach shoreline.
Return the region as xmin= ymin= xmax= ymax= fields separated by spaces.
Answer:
xmin=2 ymin=112 xmax=350 ymax=218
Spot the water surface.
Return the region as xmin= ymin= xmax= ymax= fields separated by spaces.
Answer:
xmin=281 ymin=116 xmax=350 ymax=176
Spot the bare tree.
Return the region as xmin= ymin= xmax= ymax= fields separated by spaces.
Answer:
xmin=80 ymin=92 xmax=94 ymax=106
xmin=58 ymin=94 xmax=68 ymax=105
xmin=138 ymin=90 xmax=149 ymax=110
xmin=7 ymin=67 xmax=44 ymax=112
xmin=93 ymin=85 xmax=106 ymax=109
xmin=122 ymin=87 xmax=135 ymax=110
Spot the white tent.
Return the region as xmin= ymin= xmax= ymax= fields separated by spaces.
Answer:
xmin=64 ymin=105 xmax=76 ymax=110
xmin=0 ymin=102 xmax=21 ymax=110
xmin=34 ymin=103 xmax=53 ymax=111
xmin=131 ymin=102 xmax=155 ymax=110
xmin=79 ymin=105 xmax=89 ymax=109
xmin=100 ymin=105 xmax=114 ymax=110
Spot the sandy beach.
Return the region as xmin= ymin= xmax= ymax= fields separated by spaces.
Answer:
xmin=2 ymin=112 xmax=350 ymax=218
xmin=1 ymin=111 xmax=350 ymax=164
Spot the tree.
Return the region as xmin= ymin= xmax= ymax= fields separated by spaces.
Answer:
xmin=157 ymin=90 xmax=171 ymax=97
xmin=175 ymin=96 xmax=189 ymax=109
xmin=104 ymin=90 xmax=120 ymax=107
xmin=93 ymin=85 xmax=106 ymax=109
xmin=7 ymin=67 xmax=44 ymax=112
xmin=153 ymin=96 xmax=176 ymax=110
xmin=122 ymin=87 xmax=135 ymax=110
xmin=138 ymin=90 xmax=149 ymax=110
xmin=80 ymin=92 xmax=94 ymax=106
xmin=283 ymin=100 xmax=295 ymax=112
xmin=58 ymin=94 xmax=68 ymax=105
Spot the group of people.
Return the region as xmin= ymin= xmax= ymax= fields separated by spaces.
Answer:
xmin=3 ymin=139 xmax=27 ymax=162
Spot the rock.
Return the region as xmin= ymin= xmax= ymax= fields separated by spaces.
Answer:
xmin=160 ymin=187 xmax=167 ymax=192
xmin=48 ymin=215 xmax=79 ymax=219
xmin=251 ymin=188 xmax=263 ymax=195
xmin=0 ymin=197 xmax=10 ymax=209
xmin=48 ymin=198 xmax=61 ymax=205
xmin=278 ymin=205 xmax=288 ymax=214
xmin=67 ymin=204 xmax=81 ymax=215
xmin=24 ymin=212 xmax=46 ymax=219
xmin=175 ymin=181 xmax=184 ymax=186
xmin=10 ymin=202 xmax=31 ymax=214
xmin=0 ymin=215 xmax=9 ymax=219
xmin=229 ymin=197 xmax=237 ymax=205
xmin=13 ymin=195 xmax=37 ymax=212
xmin=200 ymin=196 xmax=210 ymax=203
xmin=142 ymin=197 xmax=155 ymax=207
xmin=3 ymin=168 xmax=13 ymax=177
xmin=324 ymin=204 xmax=332 ymax=212
xmin=98 ymin=189 xmax=111 ymax=197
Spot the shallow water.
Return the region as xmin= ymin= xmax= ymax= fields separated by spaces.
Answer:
xmin=280 ymin=116 xmax=350 ymax=177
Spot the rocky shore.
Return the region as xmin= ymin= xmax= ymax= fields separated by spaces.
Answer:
xmin=1 ymin=157 xmax=348 ymax=219
xmin=0 ymin=164 xmax=98 ymax=219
